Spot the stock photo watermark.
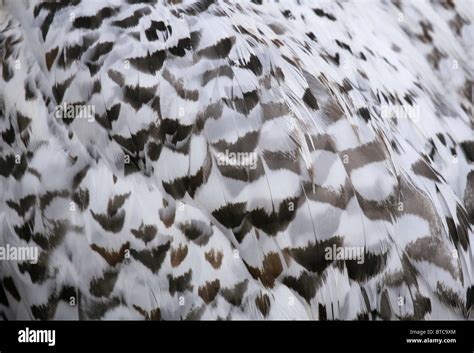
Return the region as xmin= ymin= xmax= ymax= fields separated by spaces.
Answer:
xmin=324 ymin=245 xmax=365 ymax=264
xmin=216 ymin=149 xmax=258 ymax=169
xmin=18 ymin=327 xmax=55 ymax=347
xmin=380 ymin=104 xmax=420 ymax=122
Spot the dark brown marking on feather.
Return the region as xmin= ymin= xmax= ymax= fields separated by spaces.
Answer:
xmin=245 ymin=252 xmax=283 ymax=288
xmin=261 ymin=102 xmax=290 ymax=121
xmin=16 ymin=112 xmax=31 ymax=133
xmin=40 ymin=189 xmax=69 ymax=210
xmin=106 ymin=103 xmax=121 ymax=124
xmin=145 ymin=20 xmax=170 ymax=41
xmin=190 ymin=30 xmax=201 ymax=49
xmin=418 ymin=21 xmax=433 ymax=43
xmin=354 ymin=192 xmax=397 ymax=222
xmin=283 ymin=271 xmax=324 ymax=302
xmin=159 ymin=199 xmax=176 ymax=228
xmin=167 ymin=269 xmax=193 ymax=295
xmin=233 ymin=25 xmax=266 ymax=45
xmin=427 ymin=47 xmax=445 ymax=70
xmin=323 ymin=98 xmax=344 ymax=122
xmin=198 ymin=279 xmax=220 ymax=304
xmin=212 ymin=130 xmax=260 ymax=154
xmin=90 ymin=41 xmax=114 ymax=62
xmin=303 ymin=88 xmax=319 ymax=110
xmin=170 ymin=244 xmax=188 ymax=268
xmin=446 ymin=205 xmax=470 ymax=251
xmin=323 ymin=51 xmax=340 ymax=66
xmin=162 ymin=155 xmax=212 ymax=199
xmin=450 ymin=13 xmax=467 ymax=36
xmin=184 ymin=0 xmax=216 ymax=16
xmin=133 ymin=305 xmax=161 ymax=320
xmin=79 ymin=296 xmax=120 ymax=320
xmin=404 ymin=294 xmax=432 ymax=320
xmin=319 ymin=303 xmax=328 ymax=320
xmin=466 ymin=286 xmax=473 ymax=314
xmin=461 ymin=141 xmax=474 ymax=163
xmin=255 ymin=292 xmax=271 ymax=317
xmin=1 ymin=123 xmax=15 ymax=145
xmin=107 ymin=69 xmax=125 ymax=86
xmin=249 ymin=196 xmax=299 ymax=235
xmin=184 ymin=305 xmax=206 ymax=320
xmin=90 ymin=209 xmax=126 ymax=233
xmin=162 ymin=69 xmax=198 ymax=101
xmin=34 ymin=0 xmax=80 ymax=17
xmin=130 ymin=241 xmax=171 ymax=273
xmin=197 ymin=37 xmax=235 ymax=59
xmin=13 ymin=217 xmax=35 ymax=242
xmin=178 ymin=220 xmax=213 ymax=246
xmin=112 ymin=7 xmax=151 ymax=28
xmin=73 ymin=165 xmax=90 ymax=188
xmin=221 ymin=280 xmax=248 ymax=306
xmin=346 ymin=251 xmax=388 ymax=282
xmin=24 ymin=80 xmax=37 ymax=100
xmin=313 ymin=8 xmax=336 ymax=21
xmin=90 ymin=192 xmax=130 ymax=232
xmin=18 ymin=252 xmax=50 ymax=284
xmin=269 ymin=23 xmax=285 ymax=35
xmin=339 ymin=141 xmax=386 ymax=172
xmin=41 ymin=11 xmax=55 ymax=40
xmin=436 ymin=282 xmax=463 ymax=309
xmin=169 ymin=37 xmax=191 ymax=57
xmin=202 ymin=65 xmax=234 ymax=86
xmin=8 ymin=153 xmax=27 ymax=180
xmin=159 ymin=118 xmax=194 ymax=144
xmin=92 ymin=80 xmax=101 ymax=94
xmin=216 ymin=157 xmax=264 ymax=183
xmin=380 ymin=290 xmax=392 ymax=320
xmin=412 ymin=159 xmax=440 ymax=181
xmin=440 ymin=0 xmax=456 ymax=9
xmin=131 ymin=223 xmax=157 ymax=244
xmin=147 ymin=142 xmax=162 ymax=161
xmin=72 ymin=188 xmax=89 ymax=211
xmin=0 ymin=282 xmax=8 ymax=306
xmin=3 ymin=277 xmax=21 ymax=301
xmin=335 ymin=39 xmax=352 ymax=54
xmin=90 ymin=270 xmax=119 ymax=298
xmin=52 ymin=76 xmax=74 ymax=103
xmin=233 ymin=218 xmax=253 ymax=244
xmin=73 ymin=7 xmax=119 ymax=30
xmin=212 ymin=202 xmax=247 ymax=229
xmin=31 ymin=285 xmax=77 ymax=320
xmin=407 ymin=236 xmax=459 ymax=277
xmin=237 ymin=54 xmax=262 ymax=76
xmin=58 ymin=44 xmax=82 ymax=69
xmin=204 ymin=249 xmax=223 ymax=269
xmin=6 ymin=195 xmax=36 ymax=217
xmin=113 ymin=129 xmax=148 ymax=155
xmin=45 ymin=47 xmax=59 ymax=71
xmin=263 ymin=150 xmax=300 ymax=174
xmin=129 ymin=50 xmax=166 ymax=74
xmin=290 ymin=237 xmax=344 ymax=273
xmin=464 ymin=171 xmax=474 ymax=224
xmin=358 ymin=107 xmax=371 ymax=122
xmin=123 ymin=84 xmax=157 ymax=110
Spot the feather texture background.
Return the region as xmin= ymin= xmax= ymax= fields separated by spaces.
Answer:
xmin=0 ymin=0 xmax=472 ymax=320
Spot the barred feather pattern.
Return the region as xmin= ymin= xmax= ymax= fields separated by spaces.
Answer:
xmin=0 ymin=0 xmax=472 ymax=320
